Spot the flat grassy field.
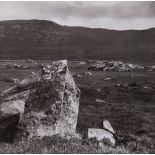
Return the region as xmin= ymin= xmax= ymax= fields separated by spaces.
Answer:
xmin=0 ymin=60 xmax=155 ymax=153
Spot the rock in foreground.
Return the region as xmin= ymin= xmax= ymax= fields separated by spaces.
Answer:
xmin=88 ymin=120 xmax=115 ymax=146
xmin=103 ymin=120 xmax=115 ymax=134
xmin=0 ymin=60 xmax=80 ymax=141
xmin=88 ymin=128 xmax=116 ymax=146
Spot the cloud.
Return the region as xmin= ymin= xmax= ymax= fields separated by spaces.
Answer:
xmin=0 ymin=1 xmax=155 ymax=30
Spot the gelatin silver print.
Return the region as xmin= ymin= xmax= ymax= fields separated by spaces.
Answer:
xmin=0 ymin=1 xmax=154 ymax=154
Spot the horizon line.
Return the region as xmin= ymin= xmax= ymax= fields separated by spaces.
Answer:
xmin=0 ymin=19 xmax=154 ymax=31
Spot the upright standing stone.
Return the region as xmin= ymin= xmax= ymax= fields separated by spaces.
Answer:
xmin=0 ymin=60 xmax=80 ymax=141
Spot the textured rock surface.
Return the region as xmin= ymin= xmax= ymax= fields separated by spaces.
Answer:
xmin=88 ymin=128 xmax=116 ymax=146
xmin=0 ymin=90 xmax=30 ymax=142
xmin=88 ymin=60 xmax=145 ymax=72
xmin=103 ymin=120 xmax=115 ymax=134
xmin=88 ymin=120 xmax=115 ymax=146
xmin=0 ymin=60 xmax=80 ymax=141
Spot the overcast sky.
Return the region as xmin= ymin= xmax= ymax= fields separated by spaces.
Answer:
xmin=0 ymin=1 xmax=155 ymax=30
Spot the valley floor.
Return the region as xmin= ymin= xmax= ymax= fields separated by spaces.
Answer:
xmin=0 ymin=60 xmax=155 ymax=153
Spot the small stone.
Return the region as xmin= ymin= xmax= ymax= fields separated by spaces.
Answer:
xmin=103 ymin=120 xmax=115 ymax=134
xmin=96 ymin=99 xmax=105 ymax=103
xmin=81 ymin=71 xmax=92 ymax=76
xmin=96 ymin=88 xmax=101 ymax=92
xmin=104 ymin=77 xmax=111 ymax=81
xmin=79 ymin=61 xmax=86 ymax=65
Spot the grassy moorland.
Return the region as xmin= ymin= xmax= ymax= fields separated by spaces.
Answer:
xmin=0 ymin=60 xmax=155 ymax=153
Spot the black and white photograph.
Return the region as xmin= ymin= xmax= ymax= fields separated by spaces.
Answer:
xmin=0 ymin=1 xmax=155 ymax=154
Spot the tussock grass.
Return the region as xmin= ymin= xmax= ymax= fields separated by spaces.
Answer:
xmin=0 ymin=134 xmax=154 ymax=154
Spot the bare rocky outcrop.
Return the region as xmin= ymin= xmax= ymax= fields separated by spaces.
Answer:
xmin=88 ymin=60 xmax=145 ymax=72
xmin=0 ymin=60 xmax=80 ymax=141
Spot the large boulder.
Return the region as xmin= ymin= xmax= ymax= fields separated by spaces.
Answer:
xmin=88 ymin=128 xmax=115 ymax=146
xmin=0 ymin=60 xmax=80 ymax=141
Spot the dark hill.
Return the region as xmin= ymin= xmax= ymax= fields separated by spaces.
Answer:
xmin=0 ymin=19 xmax=155 ymax=64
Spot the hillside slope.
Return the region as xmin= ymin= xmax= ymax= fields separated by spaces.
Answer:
xmin=0 ymin=20 xmax=155 ymax=64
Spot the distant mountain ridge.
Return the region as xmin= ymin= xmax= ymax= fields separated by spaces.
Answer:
xmin=0 ymin=19 xmax=155 ymax=64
